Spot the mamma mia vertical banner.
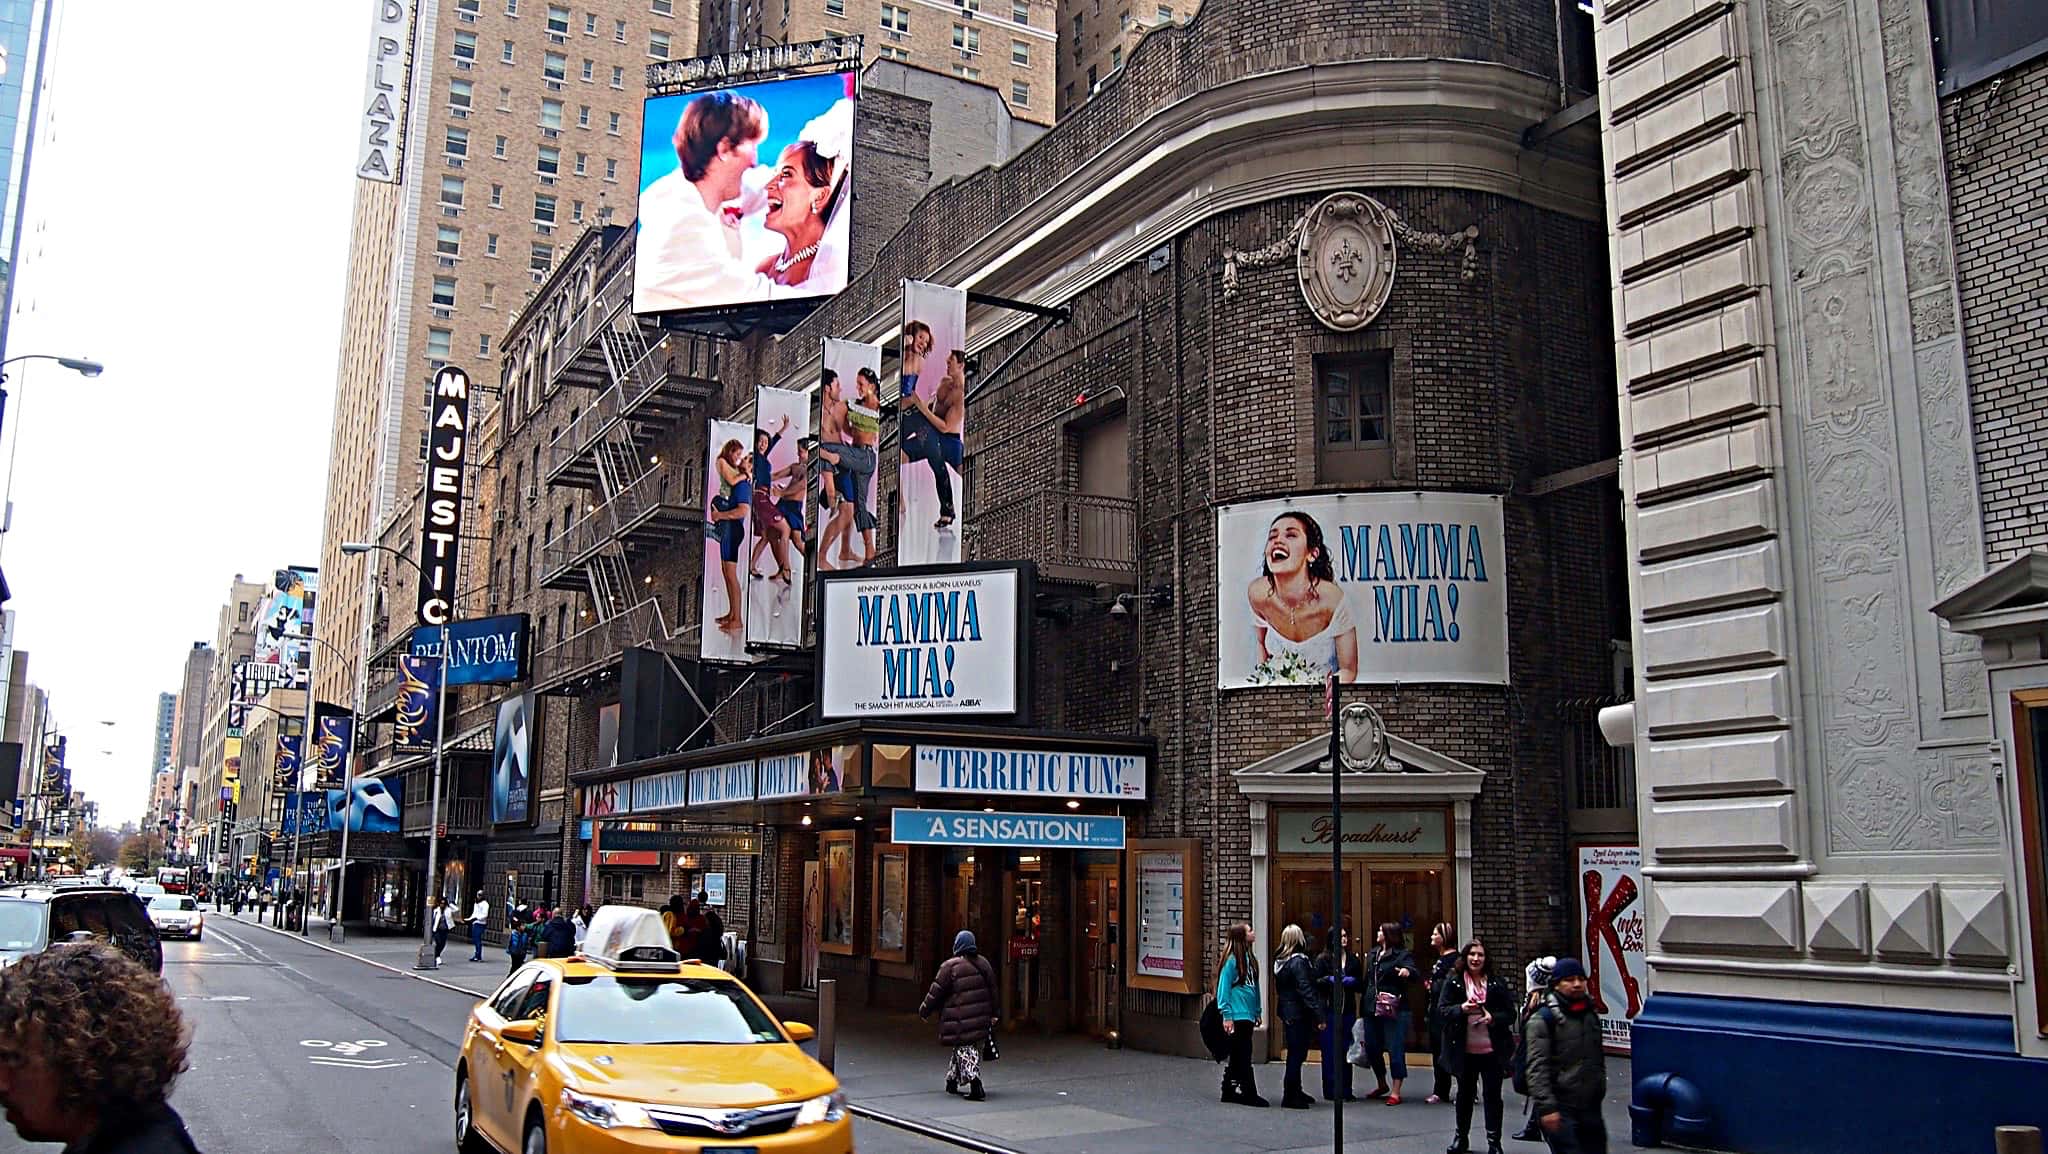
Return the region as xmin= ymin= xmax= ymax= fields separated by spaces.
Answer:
xmin=702 ymin=418 xmax=757 ymax=663
xmin=896 ymin=281 xmax=967 ymax=566
xmin=1214 ymin=491 xmax=1508 ymax=687
xmin=815 ymin=338 xmax=882 ymax=572
xmin=746 ymin=386 xmax=812 ymax=650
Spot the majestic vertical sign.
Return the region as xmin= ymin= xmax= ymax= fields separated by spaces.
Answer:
xmin=1577 ymin=843 xmax=1646 ymax=1053
xmin=358 ymin=0 xmax=414 ymax=182
xmin=896 ymin=281 xmax=968 ymax=566
xmin=816 ymin=338 xmax=883 ymax=573
xmin=702 ymin=418 xmax=757 ymax=663
xmin=392 ymin=654 xmax=441 ymax=753
xmin=746 ymin=386 xmax=811 ymax=650
xmin=417 ymin=365 xmax=471 ymax=627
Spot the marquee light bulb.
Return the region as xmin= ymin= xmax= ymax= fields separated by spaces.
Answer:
xmin=800 ymin=814 xmax=812 ymax=826
xmin=1066 ymin=799 xmax=1080 ymax=810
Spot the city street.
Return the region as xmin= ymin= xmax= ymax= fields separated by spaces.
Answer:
xmin=0 ymin=924 xmax=955 ymax=1154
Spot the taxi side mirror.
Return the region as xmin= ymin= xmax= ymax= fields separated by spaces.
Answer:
xmin=783 ymin=1021 xmax=816 ymax=1043
xmin=501 ymin=1020 xmax=543 ymax=1046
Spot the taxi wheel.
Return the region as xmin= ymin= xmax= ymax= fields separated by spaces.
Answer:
xmin=521 ymin=1116 xmax=547 ymax=1154
xmin=454 ymin=1070 xmax=489 ymax=1154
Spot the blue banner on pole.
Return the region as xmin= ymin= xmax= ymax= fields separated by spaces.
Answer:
xmin=393 ymin=654 xmax=441 ymax=753
xmin=889 ymin=808 xmax=1125 ymax=849
xmin=411 ymin=614 xmax=530 ymax=686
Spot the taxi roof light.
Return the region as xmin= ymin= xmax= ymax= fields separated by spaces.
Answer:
xmin=580 ymin=905 xmax=683 ymax=972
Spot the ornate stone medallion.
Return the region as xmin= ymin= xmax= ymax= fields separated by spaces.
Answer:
xmin=1297 ymin=193 xmax=1397 ymax=331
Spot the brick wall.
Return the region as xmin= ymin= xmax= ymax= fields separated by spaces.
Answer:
xmin=1947 ymin=54 xmax=2048 ymax=563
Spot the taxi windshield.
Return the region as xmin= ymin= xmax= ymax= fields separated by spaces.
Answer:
xmin=555 ymin=975 xmax=784 ymax=1045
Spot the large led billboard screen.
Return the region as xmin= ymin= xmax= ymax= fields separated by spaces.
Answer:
xmin=633 ymin=70 xmax=856 ymax=316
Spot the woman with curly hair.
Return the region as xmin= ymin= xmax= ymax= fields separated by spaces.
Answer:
xmin=0 ymin=942 xmax=197 ymax=1152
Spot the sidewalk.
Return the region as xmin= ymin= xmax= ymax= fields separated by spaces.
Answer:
xmin=214 ymin=909 xmax=1635 ymax=1153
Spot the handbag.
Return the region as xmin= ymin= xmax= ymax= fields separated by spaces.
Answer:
xmin=1375 ymin=990 xmax=1401 ymax=1019
xmin=1199 ymin=996 xmax=1229 ymax=1062
xmin=1346 ymin=1017 xmax=1368 ymax=1064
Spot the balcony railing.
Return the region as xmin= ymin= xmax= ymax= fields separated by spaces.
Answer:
xmin=968 ymin=488 xmax=1137 ymax=584
xmin=541 ymin=464 xmax=699 ymax=586
xmin=531 ymin=596 xmax=688 ymax=690
xmin=402 ymin=790 xmax=488 ymax=836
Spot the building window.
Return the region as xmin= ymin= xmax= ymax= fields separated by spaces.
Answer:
xmin=501 ymin=39 xmax=516 ymax=63
xmin=534 ymin=193 xmax=557 ymax=224
xmin=604 ymin=158 xmax=619 ymax=181
xmin=953 ymin=63 xmax=982 ymax=79
xmin=427 ymin=328 xmax=453 ymax=360
xmin=879 ymin=43 xmax=908 ymax=60
xmin=826 ymin=0 xmax=845 ymax=13
xmin=541 ymin=98 xmax=563 ymax=128
xmin=544 ymin=52 xmax=567 ymax=81
xmin=490 ymin=183 xmax=504 ymax=207
xmin=432 ymin=277 xmax=457 ymax=307
xmin=483 ymin=282 xmax=497 ymax=304
xmin=1013 ymin=0 xmax=1029 ymax=22
xmin=1318 ymin=354 xmax=1394 ymax=483
xmin=1119 ymin=10 xmax=1129 ymax=29
xmin=1156 ymin=3 xmax=1171 ymax=19
xmin=440 ymin=176 xmax=466 ymax=207
xmin=479 ymin=333 xmax=492 ymax=357
xmin=653 ymin=0 xmax=674 ymax=12
xmin=607 ymin=110 xmax=621 ymax=134
xmin=581 ymin=58 xmax=594 ymax=81
xmin=531 ymin=243 xmax=554 ymax=273
xmin=881 ymin=4 xmax=908 ymax=31
xmin=610 ymin=65 xmax=625 ymax=87
xmin=1011 ymin=39 xmax=1029 ymax=65
xmin=953 ymin=24 xmax=979 ymax=51
xmin=614 ymin=18 xmax=627 ymax=40
xmin=1072 ymin=13 xmax=1083 ymax=38
xmin=449 ymin=79 xmax=474 ymax=110
xmin=572 ymin=199 xmax=584 ymax=222
xmin=649 ymin=30 xmax=670 ymax=57
xmin=454 ymin=31 xmax=478 ymax=60
xmin=498 ymin=85 xmax=513 ymax=110
xmin=457 ymin=0 xmax=480 ymax=13
xmin=494 ymin=134 xmax=508 ymax=157
xmin=486 ymin=233 xmax=500 ymax=256
xmin=436 ymin=226 xmax=461 ymax=257
xmin=1111 ymin=45 xmax=1122 ymax=68
xmin=444 ymin=126 xmax=469 ymax=157
xmin=578 ymin=104 xmax=592 ymax=127
xmin=586 ymin=12 xmax=597 ymax=34
xmin=547 ymin=4 xmax=570 ymax=33
xmin=574 ymin=151 xmax=588 ymax=175
xmin=1012 ymin=80 xmax=1030 ymax=105
xmin=538 ymin=145 xmax=560 ymax=175
xmin=505 ymin=0 xmax=518 ymax=12
xmin=1088 ymin=63 xmax=1097 ymax=86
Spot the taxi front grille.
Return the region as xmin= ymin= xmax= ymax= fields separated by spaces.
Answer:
xmin=646 ymin=1104 xmax=800 ymax=1139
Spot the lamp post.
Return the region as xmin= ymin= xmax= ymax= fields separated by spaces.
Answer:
xmin=342 ymin=542 xmax=453 ymax=971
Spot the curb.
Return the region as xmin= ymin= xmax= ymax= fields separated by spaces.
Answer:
xmin=212 ymin=914 xmax=487 ymax=999
xmin=848 ymin=1104 xmax=1030 ymax=1154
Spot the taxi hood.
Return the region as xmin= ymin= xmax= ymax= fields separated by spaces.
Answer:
xmin=554 ymin=1041 xmax=836 ymax=1109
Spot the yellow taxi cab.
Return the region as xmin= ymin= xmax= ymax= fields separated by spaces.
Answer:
xmin=455 ymin=906 xmax=851 ymax=1154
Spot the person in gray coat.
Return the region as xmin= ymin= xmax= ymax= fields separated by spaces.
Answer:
xmin=1523 ymin=957 xmax=1608 ymax=1154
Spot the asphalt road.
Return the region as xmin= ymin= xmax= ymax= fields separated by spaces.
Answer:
xmin=0 ymin=924 xmax=956 ymax=1154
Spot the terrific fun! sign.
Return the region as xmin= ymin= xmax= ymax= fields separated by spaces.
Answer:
xmin=1215 ymin=492 xmax=1508 ymax=688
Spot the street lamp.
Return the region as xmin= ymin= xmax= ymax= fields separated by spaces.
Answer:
xmin=340 ymin=541 xmax=453 ymax=970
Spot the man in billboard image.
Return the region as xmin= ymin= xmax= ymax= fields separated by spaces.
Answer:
xmin=816 ymin=366 xmax=881 ymax=569
xmin=634 ymin=76 xmax=854 ymax=314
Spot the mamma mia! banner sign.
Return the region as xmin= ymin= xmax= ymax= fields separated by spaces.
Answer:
xmin=1215 ymin=492 xmax=1508 ymax=688
xmin=819 ymin=566 xmax=1024 ymax=718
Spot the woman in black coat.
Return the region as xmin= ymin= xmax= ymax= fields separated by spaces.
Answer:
xmin=919 ymin=930 xmax=998 ymax=1101
xmin=1315 ymin=926 xmax=1364 ymax=1101
xmin=1424 ymin=922 xmax=1461 ymax=1103
xmin=1435 ymin=939 xmax=1517 ymax=1154
xmin=1362 ymin=922 xmax=1418 ymax=1103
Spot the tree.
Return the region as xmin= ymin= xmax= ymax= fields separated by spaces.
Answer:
xmin=83 ymin=828 xmax=121 ymax=868
xmin=119 ymin=834 xmax=164 ymax=873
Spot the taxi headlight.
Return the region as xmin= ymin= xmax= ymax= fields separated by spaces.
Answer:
xmin=793 ymin=1090 xmax=846 ymax=1127
xmin=561 ymin=1088 xmax=656 ymax=1129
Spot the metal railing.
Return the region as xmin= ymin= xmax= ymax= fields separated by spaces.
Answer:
xmin=540 ymin=463 xmax=698 ymax=577
xmin=530 ymin=596 xmax=688 ymax=688
xmin=402 ymin=789 xmax=488 ymax=835
xmin=969 ymin=489 xmax=1137 ymax=575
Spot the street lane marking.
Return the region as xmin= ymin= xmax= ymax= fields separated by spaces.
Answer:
xmin=308 ymin=1057 xmax=407 ymax=1070
xmin=301 ymin=1038 xmax=389 ymax=1056
xmin=187 ymin=995 xmax=250 ymax=1002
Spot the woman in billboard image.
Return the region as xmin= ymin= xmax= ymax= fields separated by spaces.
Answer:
xmin=710 ymin=438 xmax=752 ymax=632
xmin=1246 ymin=510 xmax=1359 ymax=684
xmin=757 ymin=100 xmax=852 ymax=296
xmin=748 ymin=414 xmax=800 ymax=584
xmin=636 ymin=92 xmax=778 ymax=312
xmin=905 ymin=348 xmax=967 ymax=530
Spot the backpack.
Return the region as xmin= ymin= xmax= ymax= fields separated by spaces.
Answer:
xmin=508 ymin=928 xmax=530 ymax=955
xmin=1510 ymin=1003 xmax=1556 ymax=1095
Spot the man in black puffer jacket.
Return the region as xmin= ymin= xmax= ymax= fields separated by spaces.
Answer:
xmin=919 ymin=931 xmax=998 ymax=1101
xmin=1524 ymin=958 xmax=1608 ymax=1154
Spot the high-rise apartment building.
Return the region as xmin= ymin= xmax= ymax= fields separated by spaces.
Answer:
xmin=1054 ymin=0 xmax=1194 ymax=117
xmin=315 ymin=0 xmax=695 ymax=716
xmin=699 ymin=0 xmax=1056 ymax=126
xmin=0 ymin=0 xmax=55 ymax=352
xmin=150 ymin=692 xmax=174 ymax=775
xmin=167 ymin=641 xmax=213 ymax=844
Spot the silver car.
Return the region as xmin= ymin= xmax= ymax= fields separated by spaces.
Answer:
xmin=146 ymin=894 xmax=204 ymax=941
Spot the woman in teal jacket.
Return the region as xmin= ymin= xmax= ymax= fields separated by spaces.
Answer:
xmin=1216 ymin=922 xmax=1269 ymax=1107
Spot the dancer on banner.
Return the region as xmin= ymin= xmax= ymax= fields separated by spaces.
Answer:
xmin=897 ymin=281 xmax=968 ymax=565
xmin=748 ymin=387 xmax=810 ymax=649
xmin=702 ymin=419 xmax=756 ymax=661
xmin=815 ymin=340 xmax=882 ymax=570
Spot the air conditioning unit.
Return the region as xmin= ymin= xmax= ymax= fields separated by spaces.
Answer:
xmin=537 ymin=223 xmax=555 ymax=236
xmin=438 ymin=256 xmax=456 ymax=269
xmin=542 ymin=127 xmax=560 ymax=139
xmin=456 ymin=59 xmax=472 ymax=70
xmin=452 ymin=107 xmax=470 ymax=119
xmin=433 ymin=306 xmax=453 ymax=319
xmin=540 ymin=174 xmax=557 ymax=185
xmin=446 ymin=156 xmax=465 ymax=168
xmin=442 ymin=206 xmax=461 ymax=217
xmin=549 ymin=32 xmax=565 ymax=43
xmin=458 ymin=9 xmax=476 ymax=20
xmin=546 ymin=79 xmax=564 ymax=91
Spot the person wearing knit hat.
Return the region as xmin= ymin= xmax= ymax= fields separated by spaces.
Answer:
xmin=1524 ymin=957 xmax=1607 ymax=1153
xmin=919 ymin=929 xmax=999 ymax=1100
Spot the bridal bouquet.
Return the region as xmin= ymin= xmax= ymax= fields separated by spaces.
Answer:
xmin=1247 ymin=651 xmax=1319 ymax=685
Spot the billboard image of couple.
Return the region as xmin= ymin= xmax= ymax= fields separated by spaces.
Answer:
xmin=745 ymin=386 xmax=811 ymax=650
xmin=703 ymin=418 xmax=757 ymax=663
xmin=897 ymin=281 xmax=968 ymax=566
xmin=816 ymin=338 xmax=881 ymax=572
xmin=633 ymin=71 xmax=856 ymax=315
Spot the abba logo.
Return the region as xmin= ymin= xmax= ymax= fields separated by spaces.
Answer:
xmin=855 ymin=587 xmax=985 ymax=703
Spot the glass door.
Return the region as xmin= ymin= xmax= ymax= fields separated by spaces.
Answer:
xmin=1276 ymin=863 xmax=1368 ymax=1061
xmin=1076 ymin=864 xmax=1119 ymax=1037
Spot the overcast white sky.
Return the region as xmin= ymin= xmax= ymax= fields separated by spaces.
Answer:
xmin=3 ymin=4 xmax=364 ymax=827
